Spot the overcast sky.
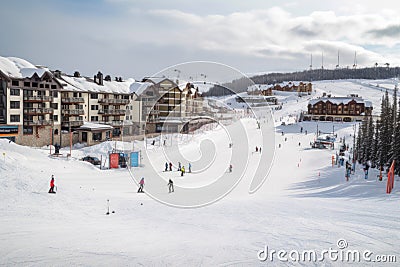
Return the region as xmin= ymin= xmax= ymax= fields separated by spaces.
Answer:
xmin=1 ymin=0 xmax=400 ymax=80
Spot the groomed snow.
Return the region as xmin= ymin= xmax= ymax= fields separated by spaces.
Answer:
xmin=0 ymin=79 xmax=399 ymax=266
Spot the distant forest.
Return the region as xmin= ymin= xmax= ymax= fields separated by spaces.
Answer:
xmin=204 ymin=66 xmax=400 ymax=97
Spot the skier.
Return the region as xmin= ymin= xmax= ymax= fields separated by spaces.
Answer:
xmin=138 ymin=177 xmax=145 ymax=193
xmin=177 ymin=162 xmax=181 ymax=171
xmin=48 ymin=175 xmax=55 ymax=194
xmin=229 ymin=164 xmax=233 ymax=173
xmin=168 ymin=179 xmax=174 ymax=193
xmin=259 ymin=147 xmax=262 ymax=154
xmin=255 ymin=146 xmax=258 ymax=152
xmin=169 ymin=162 xmax=173 ymax=171
xmin=305 ymin=130 xmax=308 ymax=135
xmin=364 ymin=162 xmax=370 ymax=179
xmin=345 ymin=161 xmax=351 ymax=181
xmin=181 ymin=166 xmax=185 ymax=176
xmin=165 ymin=162 xmax=168 ymax=172
xmin=188 ymin=163 xmax=192 ymax=173
xmin=300 ymin=127 xmax=303 ymax=133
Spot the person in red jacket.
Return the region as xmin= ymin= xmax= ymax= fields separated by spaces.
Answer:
xmin=48 ymin=175 xmax=55 ymax=193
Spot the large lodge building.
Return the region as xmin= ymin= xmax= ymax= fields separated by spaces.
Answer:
xmin=304 ymin=94 xmax=373 ymax=122
xmin=0 ymin=56 xmax=203 ymax=147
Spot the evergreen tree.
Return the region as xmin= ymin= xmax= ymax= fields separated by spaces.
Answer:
xmin=371 ymin=119 xmax=380 ymax=166
xmin=365 ymin=115 xmax=374 ymax=161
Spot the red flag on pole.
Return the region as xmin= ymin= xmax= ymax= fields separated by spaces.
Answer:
xmin=387 ymin=160 xmax=395 ymax=194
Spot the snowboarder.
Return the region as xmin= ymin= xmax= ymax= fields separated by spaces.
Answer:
xmin=168 ymin=179 xmax=174 ymax=193
xmin=165 ymin=162 xmax=168 ymax=172
xmin=188 ymin=163 xmax=192 ymax=173
xmin=169 ymin=162 xmax=173 ymax=171
xmin=48 ymin=175 xmax=55 ymax=194
xmin=181 ymin=166 xmax=185 ymax=176
xmin=364 ymin=163 xmax=370 ymax=179
xmin=138 ymin=177 xmax=145 ymax=193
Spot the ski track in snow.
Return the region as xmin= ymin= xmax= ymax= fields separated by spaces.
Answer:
xmin=0 ymin=79 xmax=400 ymax=266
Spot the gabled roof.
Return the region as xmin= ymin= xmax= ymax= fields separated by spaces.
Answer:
xmin=0 ymin=56 xmax=52 ymax=79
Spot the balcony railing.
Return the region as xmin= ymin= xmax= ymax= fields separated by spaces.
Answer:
xmin=62 ymin=109 xmax=85 ymax=115
xmin=62 ymin=120 xmax=84 ymax=127
xmin=24 ymin=108 xmax=54 ymax=114
xmin=61 ymin=97 xmax=85 ymax=104
xmin=98 ymin=109 xmax=126 ymax=115
xmin=101 ymin=120 xmax=124 ymax=126
xmin=24 ymin=119 xmax=53 ymax=126
xmin=23 ymin=95 xmax=54 ymax=102
xmin=98 ymin=98 xmax=130 ymax=105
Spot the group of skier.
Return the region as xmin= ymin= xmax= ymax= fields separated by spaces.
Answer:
xmin=137 ymin=177 xmax=175 ymax=194
xmin=165 ymin=161 xmax=191 ymax=176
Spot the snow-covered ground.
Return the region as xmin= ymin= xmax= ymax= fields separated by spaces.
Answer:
xmin=1 ymin=79 xmax=399 ymax=266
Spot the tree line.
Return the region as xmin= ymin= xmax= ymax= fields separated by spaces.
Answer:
xmin=205 ymin=66 xmax=400 ymax=96
xmin=356 ymin=86 xmax=400 ymax=174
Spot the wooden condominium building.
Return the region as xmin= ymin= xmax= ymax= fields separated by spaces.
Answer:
xmin=135 ymin=78 xmax=203 ymax=133
xmin=304 ymin=95 xmax=373 ymax=122
xmin=0 ymin=56 xmax=135 ymax=147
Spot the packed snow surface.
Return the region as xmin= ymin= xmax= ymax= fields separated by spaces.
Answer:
xmin=0 ymin=79 xmax=399 ymax=266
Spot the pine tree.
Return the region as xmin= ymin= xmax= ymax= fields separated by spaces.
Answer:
xmin=371 ymin=119 xmax=380 ymax=166
xmin=388 ymin=86 xmax=398 ymax=161
xmin=365 ymin=115 xmax=374 ymax=161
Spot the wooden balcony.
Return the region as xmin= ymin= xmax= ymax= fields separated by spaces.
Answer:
xmin=24 ymin=119 xmax=53 ymax=126
xmin=98 ymin=98 xmax=130 ymax=105
xmin=24 ymin=108 xmax=54 ymax=115
xmin=62 ymin=109 xmax=85 ymax=116
xmin=98 ymin=109 xmax=126 ymax=115
xmin=23 ymin=95 xmax=54 ymax=102
xmin=61 ymin=97 xmax=85 ymax=104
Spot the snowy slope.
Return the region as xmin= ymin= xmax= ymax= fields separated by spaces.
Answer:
xmin=1 ymin=79 xmax=400 ymax=266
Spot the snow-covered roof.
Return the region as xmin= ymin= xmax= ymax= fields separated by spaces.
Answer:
xmin=78 ymin=122 xmax=113 ymax=131
xmin=129 ymin=81 xmax=153 ymax=95
xmin=309 ymin=97 xmax=371 ymax=106
xmin=0 ymin=56 xmax=51 ymax=79
xmin=57 ymin=75 xmax=135 ymax=94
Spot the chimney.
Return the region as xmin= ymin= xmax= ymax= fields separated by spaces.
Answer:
xmin=97 ymin=71 xmax=103 ymax=85
xmin=105 ymin=75 xmax=111 ymax=82
xmin=73 ymin=71 xmax=80 ymax=78
xmin=115 ymin=77 xmax=119 ymax=81
xmin=54 ymin=70 xmax=61 ymax=78
xmin=118 ymin=77 xmax=122 ymax=82
xmin=94 ymin=75 xmax=97 ymax=84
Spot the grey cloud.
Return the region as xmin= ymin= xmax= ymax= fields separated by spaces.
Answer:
xmin=368 ymin=25 xmax=400 ymax=38
xmin=290 ymin=25 xmax=318 ymax=37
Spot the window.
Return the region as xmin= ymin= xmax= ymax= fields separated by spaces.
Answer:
xmin=10 ymin=115 xmax=20 ymax=122
xmin=51 ymin=85 xmax=57 ymax=89
xmin=23 ymin=126 xmax=33 ymax=134
xmin=39 ymin=84 xmax=44 ymax=88
xmin=10 ymin=101 xmax=20 ymax=109
xmin=73 ymin=92 xmax=78 ymax=97
xmin=12 ymin=80 xmax=19 ymax=86
xmin=92 ymin=132 xmax=102 ymax=141
xmin=126 ymin=116 xmax=129 ymax=120
xmin=91 ymin=105 xmax=99 ymax=110
xmin=53 ymin=115 xmax=58 ymax=121
xmin=90 ymin=93 xmax=98 ymax=99
xmin=45 ymin=84 xmax=50 ymax=89
xmin=24 ymin=82 xmax=30 ymax=87
xmin=50 ymin=103 xmax=58 ymax=109
xmin=53 ymin=91 xmax=58 ymax=97
xmin=75 ymin=105 xmax=83 ymax=109
xmin=90 ymin=116 xmax=99 ymax=121
xmin=10 ymin=88 xmax=20 ymax=96
xmin=32 ymin=82 xmax=38 ymax=88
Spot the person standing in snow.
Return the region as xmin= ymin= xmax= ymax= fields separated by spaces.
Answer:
xmin=138 ymin=177 xmax=145 ymax=193
xmin=169 ymin=162 xmax=173 ymax=171
xmin=188 ymin=163 xmax=192 ymax=173
xmin=178 ymin=162 xmax=181 ymax=171
xmin=259 ymin=147 xmax=262 ymax=154
xmin=165 ymin=162 xmax=168 ymax=172
xmin=229 ymin=164 xmax=233 ymax=173
xmin=181 ymin=166 xmax=185 ymax=176
xmin=168 ymin=179 xmax=174 ymax=193
xmin=255 ymin=146 xmax=258 ymax=152
xmin=48 ymin=175 xmax=55 ymax=193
